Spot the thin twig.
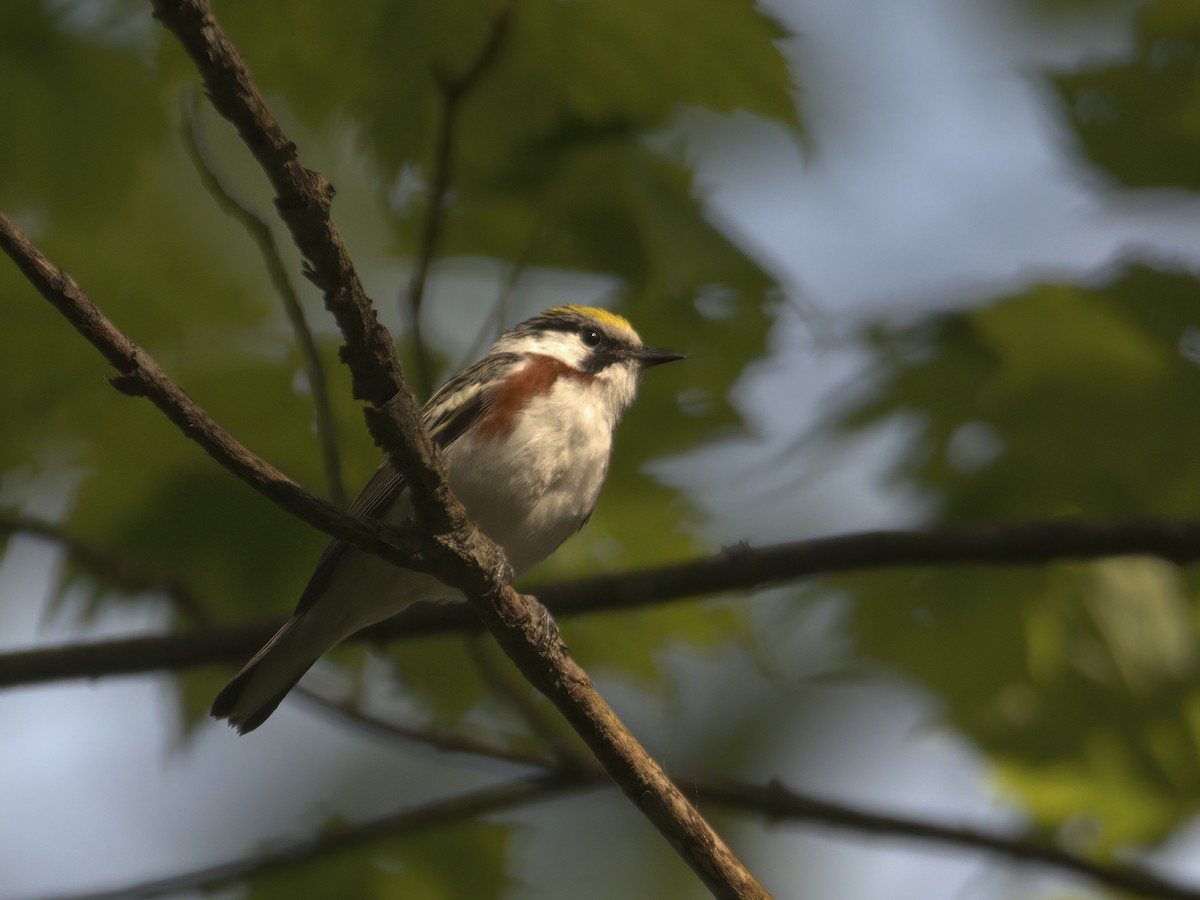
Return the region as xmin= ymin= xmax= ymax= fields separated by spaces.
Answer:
xmin=404 ymin=7 xmax=513 ymax=398
xmin=261 ymin=697 xmax=1200 ymax=900
xmin=35 ymin=772 xmax=593 ymax=900
xmin=292 ymin=684 xmax=553 ymax=768
xmin=457 ymin=229 xmax=539 ymax=370
xmin=467 ymin=635 xmax=593 ymax=771
xmin=692 ymin=778 xmax=1200 ymax=900
xmin=180 ymin=95 xmax=348 ymax=506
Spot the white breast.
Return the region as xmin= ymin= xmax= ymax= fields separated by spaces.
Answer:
xmin=443 ymin=366 xmax=636 ymax=575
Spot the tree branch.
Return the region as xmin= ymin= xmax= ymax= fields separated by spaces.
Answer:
xmin=4 ymin=516 xmax=1200 ymax=689
xmin=34 ymin=752 xmax=1200 ymax=900
xmin=8 ymin=511 xmax=1197 ymax=898
xmin=278 ymin=689 xmax=1200 ymax=900
xmin=147 ymin=0 xmax=449 ymax=527
xmin=292 ymin=684 xmax=553 ymax=768
xmin=289 ymin=701 xmax=1200 ymax=900
xmin=0 ymin=213 xmax=431 ymax=576
xmin=37 ymin=772 xmax=590 ymax=900
xmin=544 ymin=517 xmax=1200 ymax=607
xmin=692 ymin=778 xmax=1200 ymax=900
xmin=180 ymin=96 xmax=348 ymax=507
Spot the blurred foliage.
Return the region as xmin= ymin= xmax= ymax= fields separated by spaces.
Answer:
xmin=834 ymin=268 xmax=1200 ymax=849
xmin=241 ymin=820 xmax=512 ymax=900
xmin=1056 ymin=0 xmax=1200 ymax=188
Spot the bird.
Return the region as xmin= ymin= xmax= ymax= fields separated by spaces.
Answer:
xmin=211 ymin=305 xmax=684 ymax=733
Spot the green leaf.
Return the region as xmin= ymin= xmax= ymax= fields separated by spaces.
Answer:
xmin=834 ymin=266 xmax=1200 ymax=846
xmin=243 ymin=819 xmax=512 ymax=900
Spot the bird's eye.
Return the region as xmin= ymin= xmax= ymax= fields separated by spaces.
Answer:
xmin=580 ymin=327 xmax=602 ymax=348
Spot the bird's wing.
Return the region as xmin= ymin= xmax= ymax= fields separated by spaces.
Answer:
xmin=292 ymin=352 xmax=521 ymax=617
xmin=292 ymin=462 xmax=407 ymax=617
xmin=422 ymin=352 xmax=518 ymax=447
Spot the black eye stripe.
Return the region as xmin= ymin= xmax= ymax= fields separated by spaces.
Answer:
xmin=581 ymin=327 xmax=602 ymax=348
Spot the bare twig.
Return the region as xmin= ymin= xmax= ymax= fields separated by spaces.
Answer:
xmin=458 ymin=230 xmax=540 ymax=370
xmin=536 ymin=517 xmax=1200 ymax=609
xmin=284 ymin=687 xmax=1200 ymax=900
xmin=180 ymin=96 xmax=348 ymax=506
xmin=293 ymin=684 xmax=553 ymax=768
xmin=404 ymin=8 xmax=513 ymax=398
xmin=31 ymin=752 xmax=1200 ymax=900
xmin=467 ymin=635 xmax=592 ymax=771
xmin=693 ymin=778 xmax=1200 ymax=900
xmin=5 ymin=516 xmax=1200 ymax=688
xmin=236 ymin=694 xmax=1200 ymax=900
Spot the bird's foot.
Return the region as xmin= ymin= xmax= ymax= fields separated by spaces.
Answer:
xmin=527 ymin=596 xmax=565 ymax=652
xmin=490 ymin=548 xmax=515 ymax=588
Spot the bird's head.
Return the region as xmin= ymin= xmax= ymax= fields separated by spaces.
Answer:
xmin=494 ymin=305 xmax=683 ymax=405
xmin=425 ymin=306 xmax=683 ymax=447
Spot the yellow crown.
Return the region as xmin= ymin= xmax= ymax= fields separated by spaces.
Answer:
xmin=547 ymin=305 xmax=634 ymax=335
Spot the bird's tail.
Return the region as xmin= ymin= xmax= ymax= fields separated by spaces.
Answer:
xmin=210 ymin=616 xmax=319 ymax=734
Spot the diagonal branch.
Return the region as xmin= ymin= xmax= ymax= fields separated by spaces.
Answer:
xmin=0 ymin=213 xmax=430 ymax=575
xmin=293 ymin=684 xmax=553 ymax=768
xmin=2 ymin=201 xmax=765 ymax=896
xmin=180 ymin=97 xmax=348 ymax=506
xmin=147 ymin=0 xmax=448 ymax=527
xmin=272 ymin=697 xmax=1200 ymax=900
xmin=35 ymin=745 xmax=1200 ymax=900
xmin=38 ymin=772 xmax=591 ymax=900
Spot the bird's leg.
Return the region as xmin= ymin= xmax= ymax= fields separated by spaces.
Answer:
xmin=485 ymin=549 xmax=565 ymax=651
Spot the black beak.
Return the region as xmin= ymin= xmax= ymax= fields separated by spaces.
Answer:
xmin=634 ymin=346 xmax=686 ymax=369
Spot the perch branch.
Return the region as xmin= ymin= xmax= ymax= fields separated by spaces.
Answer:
xmin=5 ymin=517 xmax=1200 ymax=688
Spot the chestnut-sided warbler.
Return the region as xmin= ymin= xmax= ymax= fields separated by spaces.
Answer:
xmin=212 ymin=305 xmax=683 ymax=732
